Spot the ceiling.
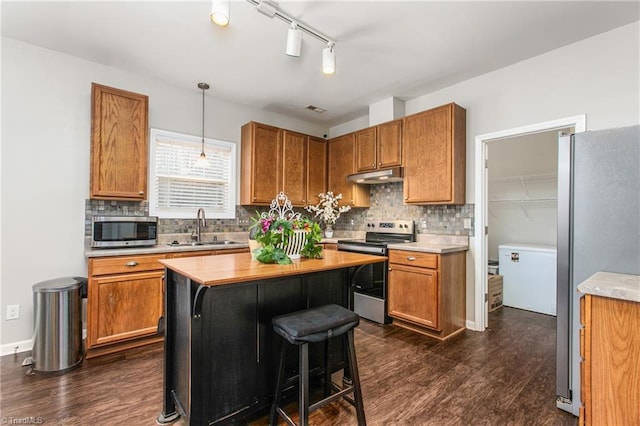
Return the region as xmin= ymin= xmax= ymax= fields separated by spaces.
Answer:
xmin=2 ymin=1 xmax=638 ymax=126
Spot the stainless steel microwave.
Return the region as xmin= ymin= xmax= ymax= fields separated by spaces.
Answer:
xmin=91 ymin=216 xmax=158 ymax=248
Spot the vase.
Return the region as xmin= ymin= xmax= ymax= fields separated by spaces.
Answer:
xmin=324 ymin=224 xmax=334 ymax=239
xmin=276 ymin=230 xmax=307 ymax=260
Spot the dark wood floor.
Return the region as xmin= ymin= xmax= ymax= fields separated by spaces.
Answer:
xmin=0 ymin=307 xmax=577 ymax=425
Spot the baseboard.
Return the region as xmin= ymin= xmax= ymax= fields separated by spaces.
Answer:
xmin=1 ymin=329 xmax=87 ymax=357
xmin=1 ymin=339 xmax=32 ymax=356
xmin=465 ymin=319 xmax=479 ymax=331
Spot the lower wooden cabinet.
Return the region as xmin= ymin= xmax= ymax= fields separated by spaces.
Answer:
xmin=86 ymin=247 xmax=250 ymax=358
xmin=579 ymin=294 xmax=640 ymax=426
xmin=388 ymin=249 xmax=466 ymax=340
xmin=87 ymin=253 xmax=166 ymax=357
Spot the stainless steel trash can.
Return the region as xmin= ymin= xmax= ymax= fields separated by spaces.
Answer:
xmin=30 ymin=277 xmax=85 ymax=373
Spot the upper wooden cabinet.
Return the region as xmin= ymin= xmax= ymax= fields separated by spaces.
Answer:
xmin=240 ymin=122 xmax=327 ymax=206
xmin=402 ymin=103 xmax=466 ymax=205
xmin=90 ymin=83 xmax=149 ymax=200
xmin=241 ymin=122 xmax=282 ymax=205
xmin=355 ymin=119 xmax=402 ymax=172
xmin=281 ymin=130 xmax=307 ymax=205
xmin=306 ymin=136 xmax=328 ymax=205
xmin=328 ymin=133 xmax=370 ymax=208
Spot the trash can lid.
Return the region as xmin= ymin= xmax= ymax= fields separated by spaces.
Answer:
xmin=33 ymin=276 xmax=86 ymax=293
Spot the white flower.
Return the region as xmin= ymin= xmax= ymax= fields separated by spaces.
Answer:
xmin=305 ymin=191 xmax=351 ymax=225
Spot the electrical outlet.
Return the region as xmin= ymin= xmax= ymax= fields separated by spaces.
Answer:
xmin=421 ymin=220 xmax=427 ymax=229
xmin=464 ymin=218 xmax=472 ymax=229
xmin=6 ymin=304 xmax=20 ymax=320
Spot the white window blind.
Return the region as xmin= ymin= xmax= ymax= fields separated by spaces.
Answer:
xmin=149 ymin=129 xmax=236 ymax=219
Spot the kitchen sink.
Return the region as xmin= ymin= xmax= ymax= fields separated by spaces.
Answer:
xmin=167 ymin=240 xmax=242 ymax=247
xmin=201 ymin=240 xmax=241 ymax=245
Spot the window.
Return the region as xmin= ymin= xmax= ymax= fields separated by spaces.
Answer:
xmin=149 ymin=128 xmax=236 ymax=219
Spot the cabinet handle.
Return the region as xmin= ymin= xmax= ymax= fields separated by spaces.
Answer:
xmin=125 ymin=261 xmax=139 ymax=267
xmin=253 ymin=197 xmax=257 ymax=201
xmin=138 ymin=191 xmax=144 ymax=195
xmin=407 ymin=256 xmax=416 ymax=261
xmin=388 ymin=268 xmax=392 ymax=271
xmin=378 ymin=162 xmax=382 ymax=166
xmin=372 ymin=163 xmax=375 ymax=167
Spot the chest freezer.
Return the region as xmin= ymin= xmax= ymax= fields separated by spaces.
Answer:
xmin=498 ymin=243 xmax=557 ymax=316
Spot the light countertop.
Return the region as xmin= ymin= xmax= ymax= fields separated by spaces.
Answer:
xmin=577 ymin=271 xmax=640 ymax=303
xmin=85 ymin=240 xmax=249 ymax=258
xmin=388 ymin=234 xmax=469 ymax=254
xmin=387 ymin=241 xmax=469 ymax=254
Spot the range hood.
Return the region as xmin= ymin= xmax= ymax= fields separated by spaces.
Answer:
xmin=347 ymin=167 xmax=404 ymax=184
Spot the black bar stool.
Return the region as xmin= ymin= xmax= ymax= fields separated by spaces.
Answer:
xmin=270 ymin=304 xmax=366 ymax=426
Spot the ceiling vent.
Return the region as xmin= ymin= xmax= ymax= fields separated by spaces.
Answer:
xmin=305 ymin=105 xmax=327 ymax=113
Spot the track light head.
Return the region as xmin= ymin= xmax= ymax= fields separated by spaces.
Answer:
xmin=322 ymin=42 xmax=336 ymax=75
xmin=286 ymin=23 xmax=302 ymax=57
xmin=210 ymin=0 xmax=230 ymax=26
xmin=256 ymin=0 xmax=278 ymax=18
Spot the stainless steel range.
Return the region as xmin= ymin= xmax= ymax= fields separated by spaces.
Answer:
xmin=337 ymin=220 xmax=415 ymax=324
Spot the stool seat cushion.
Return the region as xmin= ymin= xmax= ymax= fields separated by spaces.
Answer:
xmin=272 ymin=304 xmax=359 ymax=344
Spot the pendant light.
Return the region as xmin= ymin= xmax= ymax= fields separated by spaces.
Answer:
xmin=195 ymin=83 xmax=210 ymax=167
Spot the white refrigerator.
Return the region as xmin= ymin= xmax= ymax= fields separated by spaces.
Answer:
xmin=556 ymin=125 xmax=640 ymax=415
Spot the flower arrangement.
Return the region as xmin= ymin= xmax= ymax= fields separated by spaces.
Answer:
xmin=250 ymin=213 xmax=323 ymax=264
xmin=305 ymin=191 xmax=351 ymax=225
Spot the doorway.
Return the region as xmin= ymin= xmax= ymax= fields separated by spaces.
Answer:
xmin=473 ymin=115 xmax=586 ymax=330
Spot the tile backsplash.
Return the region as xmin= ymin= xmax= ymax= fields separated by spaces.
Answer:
xmin=85 ymin=183 xmax=474 ymax=237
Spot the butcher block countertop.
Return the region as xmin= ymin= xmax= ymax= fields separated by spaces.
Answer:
xmin=159 ymin=250 xmax=386 ymax=287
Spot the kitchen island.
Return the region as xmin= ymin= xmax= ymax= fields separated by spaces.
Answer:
xmin=157 ymin=250 xmax=386 ymax=425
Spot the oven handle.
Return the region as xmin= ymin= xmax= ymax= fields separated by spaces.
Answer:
xmin=337 ymin=244 xmax=386 ymax=255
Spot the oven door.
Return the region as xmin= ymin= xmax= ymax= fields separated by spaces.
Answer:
xmin=338 ymin=243 xmax=389 ymax=324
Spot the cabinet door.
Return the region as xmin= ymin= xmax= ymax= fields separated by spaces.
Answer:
xmin=403 ymin=103 xmax=465 ymax=205
xmin=328 ymin=133 xmax=370 ymax=207
xmin=88 ymin=270 xmax=163 ymax=347
xmin=355 ymin=127 xmax=377 ymax=172
xmin=388 ymin=265 xmax=439 ymax=329
xmin=90 ymin=83 xmax=149 ymax=200
xmin=377 ymin=119 xmax=402 ymax=168
xmin=241 ymin=122 xmax=281 ymax=205
xmin=306 ymin=136 xmax=327 ymax=205
xmin=281 ymin=130 xmax=307 ymax=206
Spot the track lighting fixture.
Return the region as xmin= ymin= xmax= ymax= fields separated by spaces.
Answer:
xmin=286 ymin=23 xmax=302 ymax=57
xmin=210 ymin=0 xmax=230 ymax=26
xmin=246 ymin=0 xmax=337 ymax=75
xmin=322 ymin=42 xmax=336 ymax=75
xmin=195 ymin=83 xmax=210 ymax=167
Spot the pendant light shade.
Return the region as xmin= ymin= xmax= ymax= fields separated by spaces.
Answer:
xmin=322 ymin=42 xmax=336 ymax=75
xmin=195 ymin=83 xmax=210 ymax=168
xmin=285 ymin=23 xmax=302 ymax=57
xmin=210 ymin=0 xmax=230 ymax=26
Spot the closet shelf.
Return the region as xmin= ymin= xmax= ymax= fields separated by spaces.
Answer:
xmin=489 ymin=173 xmax=557 ymax=183
xmin=489 ymin=197 xmax=557 ymax=204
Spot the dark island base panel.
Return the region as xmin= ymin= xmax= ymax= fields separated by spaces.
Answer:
xmin=160 ymin=268 xmax=352 ymax=425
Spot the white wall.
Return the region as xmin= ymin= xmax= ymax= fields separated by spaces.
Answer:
xmin=330 ymin=21 xmax=640 ymax=325
xmin=0 ymin=37 xmax=328 ymax=349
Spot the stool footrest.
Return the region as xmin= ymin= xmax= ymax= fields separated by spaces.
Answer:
xmin=308 ymin=383 xmax=355 ymax=412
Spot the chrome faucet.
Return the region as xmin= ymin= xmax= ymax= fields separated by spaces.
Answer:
xmin=196 ymin=208 xmax=206 ymax=242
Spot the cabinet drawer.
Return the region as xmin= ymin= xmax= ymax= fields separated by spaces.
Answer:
xmin=389 ymin=250 xmax=438 ymax=269
xmin=90 ymin=254 xmax=166 ymax=276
